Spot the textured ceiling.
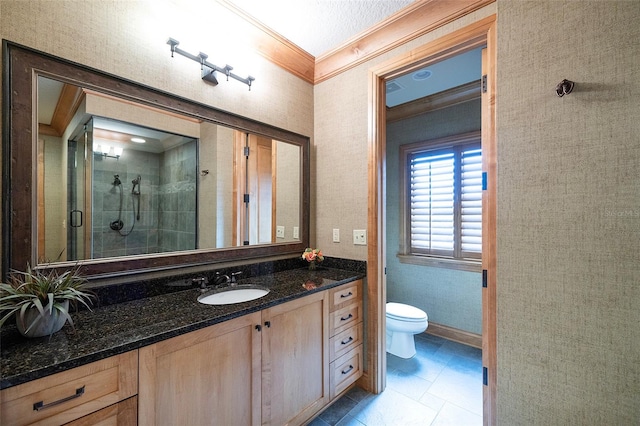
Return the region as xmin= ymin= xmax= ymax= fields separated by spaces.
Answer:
xmin=225 ymin=0 xmax=415 ymax=57
xmin=224 ymin=1 xmax=482 ymax=107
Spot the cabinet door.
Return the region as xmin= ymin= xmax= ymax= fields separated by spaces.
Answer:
xmin=261 ymin=291 xmax=329 ymax=426
xmin=139 ymin=312 xmax=262 ymax=426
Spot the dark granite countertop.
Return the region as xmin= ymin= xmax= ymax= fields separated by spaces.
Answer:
xmin=1 ymin=266 xmax=364 ymax=389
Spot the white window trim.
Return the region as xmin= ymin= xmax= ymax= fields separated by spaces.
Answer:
xmin=398 ymin=130 xmax=482 ymax=272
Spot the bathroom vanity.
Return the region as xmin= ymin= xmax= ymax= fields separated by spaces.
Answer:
xmin=1 ymin=41 xmax=364 ymax=426
xmin=0 ymin=268 xmax=364 ymax=425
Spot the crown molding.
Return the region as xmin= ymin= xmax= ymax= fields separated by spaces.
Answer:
xmin=314 ymin=0 xmax=494 ymax=83
xmin=216 ymin=0 xmax=315 ymax=84
xmin=219 ymin=0 xmax=494 ymax=85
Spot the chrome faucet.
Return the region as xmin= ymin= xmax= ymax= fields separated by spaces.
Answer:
xmin=214 ymin=272 xmax=231 ymax=287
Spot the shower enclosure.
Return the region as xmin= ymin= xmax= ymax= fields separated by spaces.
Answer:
xmin=66 ymin=117 xmax=198 ymax=260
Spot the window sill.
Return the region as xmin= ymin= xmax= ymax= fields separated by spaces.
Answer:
xmin=396 ymin=254 xmax=482 ymax=272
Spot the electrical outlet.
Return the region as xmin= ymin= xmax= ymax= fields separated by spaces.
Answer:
xmin=276 ymin=226 xmax=285 ymax=238
xmin=333 ymin=228 xmax=340 ymax=243
xmin=293 ymin=226 xmax=299 ymax=239
xmin=353 ymin=229 xmax=367 ymax=245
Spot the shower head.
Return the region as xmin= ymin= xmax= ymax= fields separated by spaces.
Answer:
xmin=132 ymin=175 xmax=141 ymax=185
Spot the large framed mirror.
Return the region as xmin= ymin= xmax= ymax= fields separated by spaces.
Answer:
xmin=2 ymin=41 xmax=310 ymax=278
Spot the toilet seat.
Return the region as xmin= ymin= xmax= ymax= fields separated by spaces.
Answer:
xmin=386 ymin=302 xmax=428 ymax=322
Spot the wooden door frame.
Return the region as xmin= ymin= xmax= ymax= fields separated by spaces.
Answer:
xmin=365 ymin=15 xmax=497 ymax=424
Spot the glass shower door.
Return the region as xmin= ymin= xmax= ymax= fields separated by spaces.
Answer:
xmin=67 ymin=120 xmax=92 ymax=261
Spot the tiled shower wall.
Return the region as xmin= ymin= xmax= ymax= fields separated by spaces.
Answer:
xmin=92 ymin=141 xmax=197 ymax=258
xmin=157 ymin=141 xmax=197 ymax=252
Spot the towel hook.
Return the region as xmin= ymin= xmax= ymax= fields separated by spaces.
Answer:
xmin=556 ymin=79 xmax=575 ymax=97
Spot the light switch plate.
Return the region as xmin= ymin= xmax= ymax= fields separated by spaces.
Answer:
xmin=276 ymin=226 xmax=285 ymax=238
xmin=353 ymin=229 xmax=367 ymax=245
xmin=293 ymin=226 xmax=299 ymax=239
xmin=333 ymin=228 xmax=340 ymax=243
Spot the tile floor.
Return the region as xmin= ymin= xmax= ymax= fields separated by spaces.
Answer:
xmin=309 ymin=334 xmax=483 ymax=426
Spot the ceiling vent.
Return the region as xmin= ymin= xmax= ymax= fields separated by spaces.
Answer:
xmin=386 ymin=80 xmax=404 ymax=94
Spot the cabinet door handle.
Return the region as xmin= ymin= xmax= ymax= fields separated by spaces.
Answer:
xmin=340 ymin=291 xmax=353 ymax=298
xmin=340 ymin=313 xmax=353 ymax=322
xmin=264 ymin=321 xmax=271 ymax=328
xmin=33 ymin=385 xmax=85 ymax=411
xmin=341 ymin=365 xmax=354 ymax=375
xmin=340 ymin=336 xmax=354 ymax=345
xmin=255 ymin=324 xmax=262 ymax=332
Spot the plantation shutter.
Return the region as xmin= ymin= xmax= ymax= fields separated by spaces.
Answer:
xmin=460 ymin=146 xmax=482 ymax=258
xmin=409 ymin=150 xmax=455 ymax=256
xmin=408 ymin=143 xmax=482 ymax=259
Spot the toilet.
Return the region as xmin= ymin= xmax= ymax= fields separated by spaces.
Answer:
xmin=386 ymin=302 xmax=429 ymax=359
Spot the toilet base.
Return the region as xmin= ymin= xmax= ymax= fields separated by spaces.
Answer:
xmin=386 ymin=330 xmax=417 ymax=359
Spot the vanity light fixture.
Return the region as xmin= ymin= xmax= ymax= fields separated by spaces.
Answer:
xmin=131 ymin=137 xmax=146 ymax=144
xmin=167 ymin=38 xmax=255 ymax=91
xmin=94 ymin=145 xmax=122 ymax=159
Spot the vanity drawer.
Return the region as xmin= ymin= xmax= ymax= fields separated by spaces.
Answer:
xmin=330 ymin=302 xmax=362 ymax=336
xmin=330 ymin=345 xmax=363 ymax=399
xmin=330 ymin=280 xmax=362 ymax=312
xmin=0 ymin=351 xmax=138 ymax=426
xmin=330 ymin=322 xmax=363 ymax=361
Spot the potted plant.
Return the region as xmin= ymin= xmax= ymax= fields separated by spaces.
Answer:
xmin=0 ymin=265 xmax=95 ymax=338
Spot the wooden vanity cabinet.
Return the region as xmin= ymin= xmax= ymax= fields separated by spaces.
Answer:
xmin=0 ymin=351 xmax=138 ymax=426
xmin=328 ymin=280 xmax=364 ymax=399
xmin=261 ymin=290 xmax=329 ymax=426
xmin=0 ymin=280 xmax=359 ymax=426
xmin=138 ymin=312 xmax=262 ymax=426
xmin=138 ymin=289 xmax=330 ymax=426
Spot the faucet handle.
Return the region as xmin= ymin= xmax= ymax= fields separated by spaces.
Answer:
xmin=192 ymin=277 xmax=209 ymax=289
xmin=230 ymin=271 xmax=243 ymax=283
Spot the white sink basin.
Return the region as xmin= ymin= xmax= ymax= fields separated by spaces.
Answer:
xmin=198 ymin=285 xmax=270 ymax=305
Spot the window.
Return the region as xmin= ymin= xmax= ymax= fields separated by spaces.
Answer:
xmin=399 ymin=131 xmax=482 ymax=270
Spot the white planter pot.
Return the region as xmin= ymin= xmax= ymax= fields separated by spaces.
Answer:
xmin=16 ymin=300 xmax=69 ymax=338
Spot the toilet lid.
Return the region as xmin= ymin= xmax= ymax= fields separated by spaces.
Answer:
xmin=386 ymin=302 xmax=428 ymax=322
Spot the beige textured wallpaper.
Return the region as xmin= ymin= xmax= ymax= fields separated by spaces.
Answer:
xmin=313 ymin=5 xmax=496 ymax=260
xmin=0 ymin=0 xmax=313 ymax=140
xmin=496 ymin=1 xmax=640 ymax=423
xmin=3 ymin=0 xmax=638 ymax=422
xmin=0 ymin=0 xmax=313 ymax=262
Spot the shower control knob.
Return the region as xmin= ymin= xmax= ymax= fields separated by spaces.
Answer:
xmin=110 ymin=220 xmax=124 ymax=231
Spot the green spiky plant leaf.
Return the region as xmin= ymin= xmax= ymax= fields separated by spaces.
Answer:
xmin=0 ymin=265 xmax=95 ymax=336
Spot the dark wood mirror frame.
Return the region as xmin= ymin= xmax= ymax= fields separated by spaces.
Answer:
xmin=2 ymin=40 xmax=310 ymax=279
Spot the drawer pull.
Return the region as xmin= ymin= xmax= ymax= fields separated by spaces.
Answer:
xmin=340 ymin=313 xmax=353 ymax=322
xmin=33 ymin=385 xmax=85 ymax=411
xmin=340 ymin=336 xmax=354 ymax=345
xmin=340 ymin=291 xmax=353 ymax=298
xmin=341 ymin=365 xmax=354 ymax=375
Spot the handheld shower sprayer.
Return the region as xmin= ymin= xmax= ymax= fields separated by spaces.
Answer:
xmin=110 ymin=174 xmax=125 ymax=230
xmin=111 ymin=173 xmax=142 ymax=233
xmin=131 ymin=175 xmax=142 ymax=220
xmin=132 ymin=175 xmax=141 ymax=194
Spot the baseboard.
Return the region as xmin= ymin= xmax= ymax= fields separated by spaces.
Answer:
xmin=425 ymin=321 xmax=482 ymax=349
